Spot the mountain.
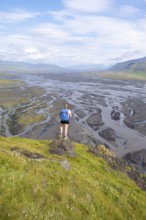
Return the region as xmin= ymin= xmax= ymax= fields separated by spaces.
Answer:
xmin=0 ymin=60 xmax=65 ymax=74
xmin=0 ymin=136 xmax=146 ymax=219
xmin=109 ymin=56 xmax=146 ymax=72
xmin=68 ymin=64 xmax=107 ymax=72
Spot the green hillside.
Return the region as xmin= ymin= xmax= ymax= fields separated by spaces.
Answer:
xmin=0 ymin=61 xmax=65 ymax=75
xmin=104 ymin=57 xmax=146 ymax=80
xmin=102 ymin=71 xmax=146 ymax=80
xmin=89 ymin=70 xmax=146 ymax=80
xmin=0 ymin=136 xmax=146 ymax=220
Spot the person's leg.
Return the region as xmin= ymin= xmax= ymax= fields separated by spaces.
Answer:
xmin=60 ymin=123 xmax=63 ymax=137
xmin=64 ymin=124 xmax=69 ymax=138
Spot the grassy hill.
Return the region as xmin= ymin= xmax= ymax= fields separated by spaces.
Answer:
xmin=0 ymin=60 xmax=65 ymax=75
xmin=104 ymin=57 xmax=146 ymax=80
xmin=88 ymin=69 xmax=146 ymax=81
xmin=98 ymin=71 xmax=146 ymax=80
xmin=0 ymin=136 xmax=146 ymax=220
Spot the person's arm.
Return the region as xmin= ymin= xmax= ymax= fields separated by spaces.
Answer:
xmin=68 ymin=109 xmax=72 ymax=118
xmin=59 ymin=110 xmax=62 ymax=119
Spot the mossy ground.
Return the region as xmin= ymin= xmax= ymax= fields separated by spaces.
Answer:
xmin=0 ymin=85 xmax=45 ymax=109
xmin=0 ymin=79 xmax=25 ymax=87
xmin=0 ymin=136 xmax=146 ymax=220
xmin=0 ymin=80 xmax=51 ymax=135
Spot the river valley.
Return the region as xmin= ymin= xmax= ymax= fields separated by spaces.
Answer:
xmin=0 ymin=72 xmax=146 ymax=172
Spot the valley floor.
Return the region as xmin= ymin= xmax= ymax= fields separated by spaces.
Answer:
xmin=0 ymin=73 xmax=146 ymax=173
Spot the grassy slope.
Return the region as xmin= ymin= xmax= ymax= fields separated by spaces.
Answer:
xmin=90 ymin=71 xmax=146 ymax=80
xmin=0 ymin=136 xmax=146 ymax=220
xmin=105 ymin=71 xmax=146 ymax=80
xmin=0 ymin=79 xmax=25 ymax=87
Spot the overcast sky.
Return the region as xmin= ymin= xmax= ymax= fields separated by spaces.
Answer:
xmin=0 ymin=0 xmax=146 ymax=66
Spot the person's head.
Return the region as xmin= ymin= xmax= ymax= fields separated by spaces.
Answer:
xmin=64 ymin=103 xmax=69 ymax=109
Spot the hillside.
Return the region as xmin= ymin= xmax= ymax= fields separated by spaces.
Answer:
xmin=68 ymin=64 xmax=106 ymax=72
xmin=0 ymin=136 xmax=146 ymax=220
xmin=0 ymin=60 xmax=65 ymax=74
xmin=105 ymin=56 xmax=146 ymax=80
xmin=109 ymin=56 xmax=146 ymax=72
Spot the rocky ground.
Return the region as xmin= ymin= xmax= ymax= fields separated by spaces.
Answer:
xmin=88 ymin=144 xmax=146 ymax=190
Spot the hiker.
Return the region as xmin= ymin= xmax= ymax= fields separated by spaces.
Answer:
xmin=59 ymin=103 xmax=72 ymax=139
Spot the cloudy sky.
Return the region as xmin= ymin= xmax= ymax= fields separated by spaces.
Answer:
xmin=0 ymin=0 xmax=146 ymax=66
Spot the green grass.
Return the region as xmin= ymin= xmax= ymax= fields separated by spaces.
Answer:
xmin=18 ymin=113 xmax=46 ymax=127
xmin=0 ymin=79 xmax=25 ymax=87
xmin=7 ymin=105 xmax=48 ymax=135
xmin=105 ymin=72 xmax=146 ymax=80
xmin=0 ymin=82 xmax=51 ymax=135
xmin=0 ymin=86 xmax=45 ymax=109
xmin=90 ymin=71 xmax=146 ymax=81
xmin=0 ymin=136 xmax=146 ymax=220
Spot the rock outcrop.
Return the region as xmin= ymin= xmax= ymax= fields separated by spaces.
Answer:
xmin=49 ymin=139 xmax=76 ymax=158
xmin=123 ymin=149 xmax=146 ymax=173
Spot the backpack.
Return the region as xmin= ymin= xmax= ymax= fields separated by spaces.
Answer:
xmin=60 ymin=109 xmax=69 ymax=121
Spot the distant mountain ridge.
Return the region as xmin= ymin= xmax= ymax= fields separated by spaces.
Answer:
xmin=68 ymin=64 xmax=107 ymax=72
xmin=0 ymin=60 xmax=108 ymax=74
xmin=1 ymin=57 xmax=146 ymax=75
xmin=0 ymin=60 xmax=65 ymax=74
xmin=109 ymin=56 xmax=146 ymax=72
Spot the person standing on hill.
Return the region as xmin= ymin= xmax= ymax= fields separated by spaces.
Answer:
xmin=59 ymin=103 xmax=72 ymax=140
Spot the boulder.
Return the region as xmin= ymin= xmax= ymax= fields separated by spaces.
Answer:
xmin=123 ymin=149 xmax=146 ymax=173
xmin=49 ymin=139 xmax=76 ymax=158
xmin=111 ymin=111 xmax=120 ymax=120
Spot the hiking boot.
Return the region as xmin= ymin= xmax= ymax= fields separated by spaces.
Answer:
xmin=59 ymin=134 xmax=63 ymax=139
xmin=64 ymin=136 xmax=68 ymax=140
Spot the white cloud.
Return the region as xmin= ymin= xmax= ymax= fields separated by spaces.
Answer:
xmin=62 ymin=0 xmax=113 ymax=13
xmin=0 ymin=34 xmax=41 ymax=61
xmin=0 ymin=9 xmax=40 ymax=23
xmin=63 ymin=14 xmax=140 ymax=43
xmin=49 ymin=6 xmax=146 ymax=64
xmin=50 ymin=9 xmax=74 ymax=21
xmin=119 ymin=5 xmax=141 ymax=17
xmin=1 ymin=11 xmax=146 ymax=66
xmin=31 ymin=23 xmax=69 ymax=39
xmin=0 ymin=3 xmax=146 ymax=66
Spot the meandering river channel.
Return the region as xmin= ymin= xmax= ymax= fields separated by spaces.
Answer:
xmin=1 ymin=73 xmax=146 ymax=160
